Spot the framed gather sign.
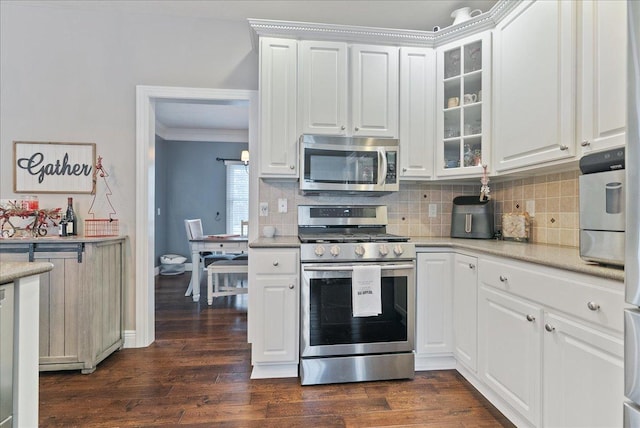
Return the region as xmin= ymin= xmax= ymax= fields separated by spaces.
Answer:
xmin=13 ymin=141 xmax=96 ymax=194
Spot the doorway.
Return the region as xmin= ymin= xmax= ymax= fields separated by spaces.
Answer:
xmin=135 ymin=86 xmax=258 ymax=347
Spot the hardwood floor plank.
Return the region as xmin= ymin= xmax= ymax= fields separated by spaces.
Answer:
xmin=38 ymin=273 xmax=515 ymax=427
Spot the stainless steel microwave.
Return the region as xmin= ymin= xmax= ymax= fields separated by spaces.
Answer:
xmin=299 ymin=134 xmax=399 ymax=195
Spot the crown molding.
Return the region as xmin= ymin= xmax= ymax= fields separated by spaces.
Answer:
xmin=248 ymin=0 xmax=521 ymax=49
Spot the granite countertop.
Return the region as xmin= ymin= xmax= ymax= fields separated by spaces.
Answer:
xmin=0 ymin=261 xmax=54 ymax=284
xmin=250 ymin=235 xmax=624 ymax=282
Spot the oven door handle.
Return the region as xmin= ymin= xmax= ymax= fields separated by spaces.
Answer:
xmin=303 ymin=263 xmax=414 ymax=272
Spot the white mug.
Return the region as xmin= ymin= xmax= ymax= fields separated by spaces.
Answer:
xmin=464 ymin=93 xmax=477 ymax=104
xmin=262 ymin=226 xmax=275 ymax=238
xmin=447 ymin=97 xmax=460 ymax=108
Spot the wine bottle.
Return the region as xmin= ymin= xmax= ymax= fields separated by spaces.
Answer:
xmin=59 ymin=215 xmax=68 ymax=237
xmin=65 ymin=197 xmax=77 ymax=236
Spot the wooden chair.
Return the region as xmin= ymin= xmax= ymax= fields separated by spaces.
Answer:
xmin=184 ymin=219 xmax=232 ymax=298
xmin=207 ymin=256 xmax=248 ymax=305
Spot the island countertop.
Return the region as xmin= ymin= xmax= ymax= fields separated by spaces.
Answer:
xmin=0 ymin=261 xmax=54 ymax=284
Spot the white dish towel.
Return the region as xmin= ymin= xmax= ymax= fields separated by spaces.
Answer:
xmin=352 ymin=265 xmax=382 ymax=317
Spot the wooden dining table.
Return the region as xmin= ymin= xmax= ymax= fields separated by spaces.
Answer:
xmin=185 ymin=235 xmax=248 ymax=302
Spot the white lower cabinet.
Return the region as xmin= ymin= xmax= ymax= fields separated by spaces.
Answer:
xmin=542 ymin=311 xmax=624 ymax=428
xmin=415 ymin=252 xmax=453 ymax=369
xmin=452 ymin=253 xmax=478 ymax=372
xmin=249 ymin=248 xmax=300 ymax=378
xmin=476 ymin=255 xmax=625 ymax=428
xmin=478 ymin=285 xmax=542 ymax=427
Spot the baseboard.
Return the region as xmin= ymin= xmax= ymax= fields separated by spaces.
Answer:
xmin=123 ymin=330 xmax=138 ymax=348
xmin=251 ymin=363 xmax=299 ymax=379
xmin=415 ymin=353 xmax=456 ymax=371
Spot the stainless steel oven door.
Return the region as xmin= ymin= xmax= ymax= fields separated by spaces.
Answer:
xmin=300 ymin=262 xmax=415 ymax=358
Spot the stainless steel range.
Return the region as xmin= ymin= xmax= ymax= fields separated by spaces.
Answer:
xmin=298 ymin=205 xmax=416 ymax=385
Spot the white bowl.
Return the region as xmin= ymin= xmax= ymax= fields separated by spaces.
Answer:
xmin=263 ymin=226 xmax=276 ymax=238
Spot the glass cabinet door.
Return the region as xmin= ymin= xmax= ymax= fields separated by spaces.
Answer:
xmin=438 ymin=33 xmax=490 ymax=175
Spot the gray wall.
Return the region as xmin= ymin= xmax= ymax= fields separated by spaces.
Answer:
xmin=0 ymin=2 xmax=258 ymax=329
xmin=154 ymin=139 xmax=248 ymax=263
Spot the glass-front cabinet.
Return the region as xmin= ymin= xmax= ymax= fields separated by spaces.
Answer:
xmin=436 ymin=32 xmax=491 ymax=176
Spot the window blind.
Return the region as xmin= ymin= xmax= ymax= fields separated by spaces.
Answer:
xmin=226 ymin=164 xmax=249 ymax=235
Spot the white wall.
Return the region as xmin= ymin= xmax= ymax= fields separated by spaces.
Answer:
xmin=0 ymin=1 xmax=258 ymax=329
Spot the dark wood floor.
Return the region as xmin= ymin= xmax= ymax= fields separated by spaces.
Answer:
xmin=39 ymin=273 xmax=515 ymax=427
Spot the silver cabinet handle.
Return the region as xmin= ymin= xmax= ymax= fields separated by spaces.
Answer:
xmin=468 ymin=263 xmax=475 ymax=269
xmin=545 ymin=324 xmax=555 ymax=332
xmin=273 ymin=261 xmax=279 ymax=266
xmin=526 ymin=314 xmax=535 ymax=322
xmin=499 ymin=275 xmax=508 ymax=282
xmin=355 ymin=127 xmax=360 ymax=131
xmin=559 ymin=145 xmax=569 ymax=151
xmin=341 ymin=125 xmax=346 ymax=130
xmin=288 ymin=284 xmax=294 ymax=289
xmin=587 ymin=301 xmax=600 ymax=311
xmin=581 ymin=140 xmax=590 ymax=147
xmin=402 ymin=167 xmax=407 ymax=172
xmin=290 ymin=165 xmax=295 ymax=169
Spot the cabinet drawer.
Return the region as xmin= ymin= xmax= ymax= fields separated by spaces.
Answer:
xmin=252 ymin=249 xmax=299 ymax=275
xmin=479 ymin=257 xmax=626 ymax=333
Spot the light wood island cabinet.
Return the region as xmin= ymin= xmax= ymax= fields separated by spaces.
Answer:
xmin=0 ymin=237 xmax=125 ymax=374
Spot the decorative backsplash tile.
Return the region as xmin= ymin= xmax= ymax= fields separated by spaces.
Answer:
xmin=258 ymin=169 xmax=580 ymax=248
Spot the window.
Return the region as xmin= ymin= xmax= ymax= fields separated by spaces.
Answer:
xmin=226 ymin=164 xmax=249 ymax=235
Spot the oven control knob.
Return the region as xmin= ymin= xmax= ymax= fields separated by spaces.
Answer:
xmin=393 ymin=244 xmax=404 ymax=256
xmin=314 ymin=245 xmax=326 ymax=257
xmin=330 ymin=245 xmax=341 ymax=257
xmin=354 ymin=245 xmax=366 ymax=257
xmin=378 ymin=244 xmax=389 ymax=257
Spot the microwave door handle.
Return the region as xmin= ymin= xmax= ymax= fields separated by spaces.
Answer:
xmin=303 ymin=264 xmax=415 ymax=272
xmin=378 ymin=150 xmax=387 ymax=185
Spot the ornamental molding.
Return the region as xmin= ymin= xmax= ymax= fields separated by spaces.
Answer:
xmin=248 ymin=0 xmax=521 ymax=49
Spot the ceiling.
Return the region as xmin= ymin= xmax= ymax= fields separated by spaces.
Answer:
xmin=134 ymin=0 xmax=498 ymax=139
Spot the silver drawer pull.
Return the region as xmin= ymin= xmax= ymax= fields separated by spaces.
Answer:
xmin=499 ymin=275 xmax=508 ymax=282
xmin=468 ymin=263 xmax=475 ymax=269
xmin=273 ymin=261 xmax=279 ymax=266
xmin=526 ymin=314 xmax=535 ymax=322
xmin=545 ymin=324 xmax=556 ymax=332
xmin=587 ymin=301 xmax=600 ymax=311
xmin=288 ymin=284 xmax=294 ymax=290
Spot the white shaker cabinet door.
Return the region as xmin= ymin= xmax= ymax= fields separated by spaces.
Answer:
xmin=399 ymin=47 xmax=435 ymax=180
xmin=579 ymin=0 xmax=627 ymax=154
xmin=493 ymin=0 xmax=577 ymax=172
xmin=299 ymin=41 xmax=348 ymax=135
xmin=350 ymin=44 xmax=399 ymax=138
xmin=452 ymin=253 xmax=478 ymax=372
xmin=478 ymin=285 xmax=542 ymax=427
xmin=259 ymin=37 xmax=298 ymax=177
xmin=415 ymin=253 xmax=453 ymax=357
xmin=543 ymin=311 xmax=624 ymax=428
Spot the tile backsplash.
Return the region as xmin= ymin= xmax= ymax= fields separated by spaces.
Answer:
xmin=259 ymin=169 xmax=580 ymax=247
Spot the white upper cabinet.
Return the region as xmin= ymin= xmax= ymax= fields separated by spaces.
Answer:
xmin=299 ymin=41 xmax=399 ymax=138
xmin=436 ymin=32 xmax=491 ymax=177
xmin=298 ymin=41 xmax=348 ymax=135
xmin=578 ymin=0 xmax=627 ymax=155
xmin=492 ymin=0 xmax=577 ymax=173
xmin=259 ymin=37 xmax=298 ymax=177
xmin=399 ymin=47 xmax=436 ymax=180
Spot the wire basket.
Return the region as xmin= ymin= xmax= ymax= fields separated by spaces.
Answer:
xmin=84 ymin=218 xmax=119 ymax=237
